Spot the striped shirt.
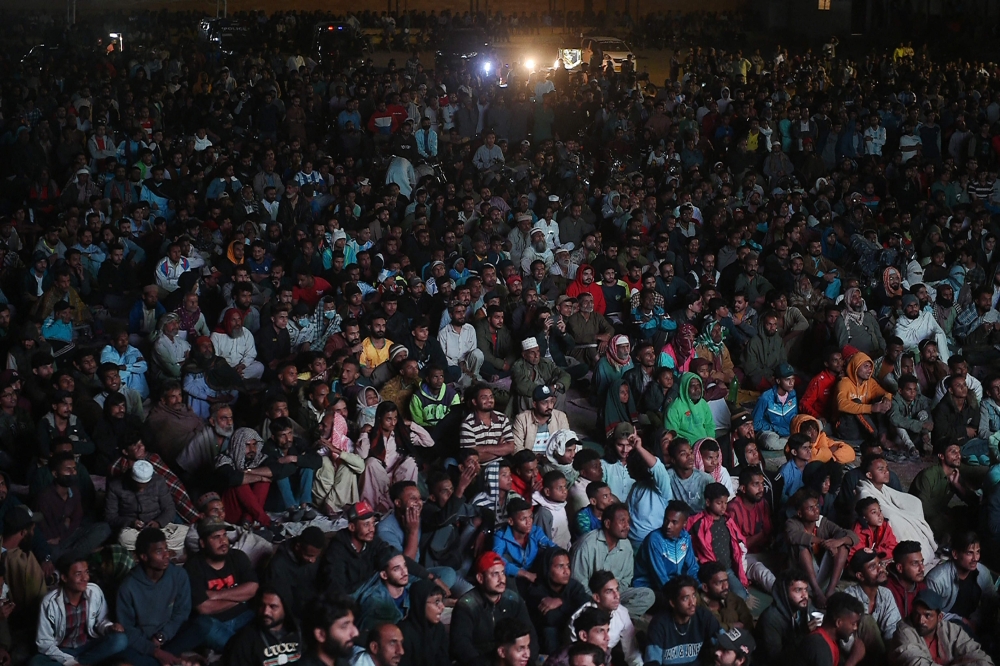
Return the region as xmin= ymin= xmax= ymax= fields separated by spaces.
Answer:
xmin=460 ymin=411 xmax=513 ymax=499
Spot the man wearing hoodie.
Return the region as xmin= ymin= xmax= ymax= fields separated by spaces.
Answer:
xmin=835 ymin=351 xmax=895 ymax=446
xmin=742 ymin=311 xmax=787 ymax=390
xmin=223 ymin=587 xmax=302 ymax=666
xmin=755 ymin=569 xmax=821 ymax=665
xmin=117 ymin=528 xmax=200 ymax=666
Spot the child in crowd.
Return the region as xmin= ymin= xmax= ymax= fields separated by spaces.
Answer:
xmin=575 ymin=480 xmax=613 ymax=536
xmin=890 ymin=373 xmax=933 ymax=455
xmin=510 ymin=448 xmax=541 ymax=497
xmin=685 ymin=482 xmax=750 ymax=598
xmin=634 ymin=500 xmax=699 ymax=588
xmin=569 ymin=448 xmax=604 ymax=513
xmin=492 ymin=496 xmax=557 ymax=589
xmin=850 ymin=496 xmax=899 ymax=562
xmin=693 ymin=437 xmax=736 ymax=497
xmin=785 ymin=487 xmax=859 ymax=607
xmin=779 ymin=433 xmax=814 ymax=505
xmin=533 ymin=470 xmax=571 ymax=548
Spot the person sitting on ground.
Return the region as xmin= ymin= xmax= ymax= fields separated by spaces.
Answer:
xmin=569 ymin=571 xmax=643 ymax=666
xmin=696 ymin=560 xmax=754 ymax=631
xmin=105 ymin=458 xmax=187 ymax=554
xmin=784 ymin=488 xmax=858 ymax=608
xmin=843 ymin=548 xmax=902 ymax=659
xmin=686 ymin=483 xmax=750 ymax=599
xmin=755 ymin=569 xmax=821 ymax=665
xmin=796 ymin=592 xmax=866 ymax=666
xmin=924 ymin=530 xmax=997 ymax=637
xmin=790 ymin=414 xmax=856 ymax=464
xmin=888 ymin=589 xmax=993 ymax=666
xmin=644 ymin=575 xmax=721 ymax=666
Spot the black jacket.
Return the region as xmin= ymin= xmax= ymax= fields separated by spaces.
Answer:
xmin=449 ymin=587 xmax=538 ymax=664
xmin=932 ymin=393 xmax=979 ymax=448
xmin=263 ymin=543 xmax=320 ymax=618
xmin=318 ymin=530 xmax=428 ymax=596
xmin=223 ymin=616 xmax=302 ymax=666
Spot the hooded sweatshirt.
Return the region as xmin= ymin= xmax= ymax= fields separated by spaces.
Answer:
xmin=742 ymin=328 xmax=787 ymax=387
xmin=116 ymin=564 xmax=192 ymax=655
xmin=532 ymin=490 xmax=571 ymax=549
xmin=835 ymin=352 xmax=891 ymax=415
xmin=525 ymin=548 xmax=592 ymax=642
xmin=790 ymin=414 xmax=856 ymax=464
xmin=399 ymin=580 xmax=450 ymax=666
xmin=566 ymin=264 xmax=607 ymax=314
xmin=222 ymin=589 xmax=303 ymax=666
xmin=755 ymin=570 xmax=819 ymax=664
xmin=665 ymin=373 xmax=716 ymax=442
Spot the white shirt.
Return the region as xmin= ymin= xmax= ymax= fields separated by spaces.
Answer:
xmin=439 ymin=322 xmax=477 ymax=366
xmin=211 ymin=330 xmax=258 ymax=368
xmin=570 ymin=602 xmax=643 ymax=666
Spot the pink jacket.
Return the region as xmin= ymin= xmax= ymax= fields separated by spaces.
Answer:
xmin=686 ymin=511 xmax=749 ymax=586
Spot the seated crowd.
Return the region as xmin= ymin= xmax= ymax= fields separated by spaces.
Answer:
xmin=0 ymin=8 xmax=997 ymax=666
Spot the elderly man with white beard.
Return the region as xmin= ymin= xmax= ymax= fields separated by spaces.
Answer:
xmin=895 ymin=293 xmax=951 ymax=363
xmin=521 ymin=228 xmax=555 ymax=275
xmin=176 ymin=404 xmax=235 ymax=480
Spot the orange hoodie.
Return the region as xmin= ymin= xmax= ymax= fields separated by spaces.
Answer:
xmin=835 ymin=352 xmax=891 ymax=415
xmin=790 ymin=414 xmax=857 ymax=464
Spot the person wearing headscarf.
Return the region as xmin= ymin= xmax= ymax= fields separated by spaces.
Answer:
xmin=694 ymin=320 xmax=735 ymax=385
xmin=665 ymin=373 xmax=716 ymax=442
xmin=791 ymin=414 xmax=856 ymax=464
xmin=693 ymin=437 xmax=736 ymax=497
xmin=210 ymin=308 xmax=264 ymax=379
xmin=312 ymin=410 xmax=366 ymax=517
xmin=895 ymin=292 xmax=951 ymax=362
xmin=594 ymin=334 xmax=633 ymax=399
xmin=835 ymin=286 xmax=886 ymax=358
xmin=789 ymin=274 xmax=832 ymax=322
xmin=356 ymin=386 xmax=382 ymax=431
xmin=658 ymin=322 xmax=697 ymax=375
xmin=872 ymin=266 xmax=905 ymax=310
xmin=215 ymin=427 xmax=274 ymax=530
xmin=603 ymin=380 xmax=640 ymax=438
xmin=540 ymin=429 xmax=580 ymax=487
xmin=91 ymin=392 xmax=144 ymax=475
xmin=800 ymin=460 xmax=841 ymax=518
xmin=399 ymin=579 xmax=450 ymax=666
xmin=151 ymin=313 xmax=190 ymax=380
xmin=217 ymin=239 xmax=246 ymax=279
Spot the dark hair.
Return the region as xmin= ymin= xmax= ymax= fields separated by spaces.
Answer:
xmin=892 ymin=540 xmax=922 ymax=561
xmin=601 ymin=503 xmax=629 ymax=529
xmin=588 ymin=570 xmax=616 ymax=594
xmin=542 ymin=470 xmax=566 ymax=489
xmin=697 ymin=561 xmax=727 ymax=585
xmin=56 ymin=553 xmax=88 ymax=577
xmin=135 ymin=527 xmax=167 ymax=557
xmin=567 ymin=643 xmax=605 ymax=666
xmin=787 ymin=433 xmax=812 ymax=453
xmin=704 ymin=482 xmax=729 ymax=502
xmin=48 ymin=451 xmax=76 ymax=472
xmin=586 ymin=481 xmax=610 ymax=499
xmin=952 ymin=530 xmax=981 ymax=554
xmin=667 ymin=437 xmax=692 ymax=460
xmin=790 ymin=487 xmax=821 ymax=509
xmin=855 ymin=496 xmax=880 ymax=519
xmin=665 ymin=500 xmax=692 ymax=518
xmin=270 ymin=416 xmax=294 ymax=435
xmin=574 ymin=449 xmax=602 ymax=470
xmin=824 ymin=592 xmax=865 ymax=622
xmin=511 ymin=449 xmax=536 ymax=468
xmin=303 ymin=595 xmax=359 ymax=645
xmin=897 ymin=373 xmax=919 ymax=389
xmin=862 ymin=455 xmax=886 ymax=474
xmin=738 ymin=467 xmax=764 ymax=487
xmin=573 ymin=606 xmax=612 ymax=634
xmin=664 ymin=575 xmax=699 ymax=605
xmin=494 ymin=618 xmax=533 ymax=649
xmin=389 ymin=480 xmax=418 ymax=503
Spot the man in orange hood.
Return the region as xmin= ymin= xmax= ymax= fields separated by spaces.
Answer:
xmin=834 ymin=352 xmax=895 ymax=448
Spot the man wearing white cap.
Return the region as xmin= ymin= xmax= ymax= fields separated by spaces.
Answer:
xmin=106 ymin=459 xmax=189 ymax=553
xmin=520 ymin=227 xmax=554 ymax=275
xmin=510 ymin=337 xmax=571 ymax=413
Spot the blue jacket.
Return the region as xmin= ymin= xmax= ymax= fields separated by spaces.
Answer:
xmin=493 ymin=524 xmax=556 ymax=576
xmin=116 ymin=564 xmax=192 ymax=655
xmin=352 ymin=572 xmax=411 ymax=632
xmin=634 ymin=528 xmax=699 ymax=589
xmin=128 ymin=300 xmax=166 ymax=336
xmin=627 ymin=460 xmax=674 ymax=547
xmin=779 ymin=460 xmax=807 ymax=505
xmin=752 ymin=387 xmax=798 ymax=436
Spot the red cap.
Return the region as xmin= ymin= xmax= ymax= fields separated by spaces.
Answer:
xmin=474 ymin=551 xmax=506 ymax=575
xmin=346 ymin=500 xmax=375 ymax=522
xmin=842 ymin=344 xmax=861 ymax=360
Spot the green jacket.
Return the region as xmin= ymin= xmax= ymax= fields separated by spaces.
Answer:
xmin=409 ymin=383 xmax=460 ymax=428
xmin=510 ymin=358 xmax=571 ymax=413
xmin=474 ymin=319 xmax=517 ymax=372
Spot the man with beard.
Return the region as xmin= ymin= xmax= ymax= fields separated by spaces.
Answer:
xmin=755 ymin=570 xmax=821 ymax=665
xmin=177 ymin=404 xmax=234 ymax=480
xmin=797 ymin=593 xmax=866 ymax=666
xmin=224 ymin=587 xmax=303 ymax=666
xmin=886 ymin=541 xmax=927 ymax=618
xmin=844 ymin=549 xmax=901 ymax=657
xmin=359 ymin=312 xmax=393 ymax=379
xmin=326 ymin=318 xmax=364 ymax=358
xmin=144 ymin=379 xmax=207 ymax=465
xmin=520 ymin=229 xmax=554 ymax=275
xmin=185 ymin=518 xmax=258 ymax=651
xmin=263 ymin=526 xmax=326 ymax=618
xmin=697 ymin=562 xmax=754 ymax=631
xmin=888 ymin=590 xmax=990 ymax=666
xmin=733 ymin=254 xmax=773 ymax=310
xmin=211 ymin=309 xmax=265 ymax=379
xmin=298 ymin=595 xmax=360 ymax=666
xmin=35 ymin=452 xmax=112 ymax=562
xmin=566 ymin=293 xmax=615 ymax=369
xmin=439 ymin=303 xmax=484 ymax=387
xmin=353 ymin=623 xmax=406 ymax=666
xmin=743 ymin=312 xmax=788 ymax=391
xmin=451 ymin=552 xmax=537 ymax=664
xmin=527 ymin=260 xmax=560 ymax=303
xmin=895 ymin=294 xmax=951 ymax=363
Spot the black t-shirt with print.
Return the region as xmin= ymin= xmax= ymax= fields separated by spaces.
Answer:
xmin=185 ymin=549 xmax=257 ymax=622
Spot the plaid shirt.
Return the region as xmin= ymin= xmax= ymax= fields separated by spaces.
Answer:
xmin=61 ymin=597 xmax=88 ymax=649
xmin=460 ymin=410 xmax=512 ymax=499
xmin=110 ymin=453 xmax=199 ymax=524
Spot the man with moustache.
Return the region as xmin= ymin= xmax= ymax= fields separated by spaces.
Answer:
xmin=223 ymin=587 xmax=303 ymax=666
xmin=299 ymin=596 xmax=361 ymax=666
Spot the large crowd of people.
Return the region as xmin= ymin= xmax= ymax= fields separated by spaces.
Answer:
xmin=0 ymin=6 xmax=995 ymax=666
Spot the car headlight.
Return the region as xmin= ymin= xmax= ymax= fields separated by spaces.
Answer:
xmin=525 ymin=58 xmax=535 ymax=71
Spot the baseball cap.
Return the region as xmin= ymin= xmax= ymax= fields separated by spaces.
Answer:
xmin=346 ymin=500 xmax=375 ymax=522
xmin=774 ymin=363 xmax=795 ymax=379
xmin=4 ymin=506 xmax=42 ymax=534
xmin=474 ymin=551 xmax=505 ymax=575
xmin=716 ymin=627 xmax=756 ymax=656
xmin=914 ymin=589 xmax=945 ymax=611
xmin=532 ymin=384 xmax=553 ymax=401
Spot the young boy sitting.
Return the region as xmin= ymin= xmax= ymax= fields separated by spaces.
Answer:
xmin=850 ymin=496 xmax=899 ymax=563
xmin=510 ymin=449 xmax=542 ymax=498
xmin=568 ymin=449 xmax=604 ymax=514
xmin=779 ymin=433 xmax=814 ymax=506
xmin=492 ymin=496 xmax=557 ymax=592
xmin=421 ymin=463 xmax=481 ymax=571
xmin=533 ymin=470 xmax=571 ymax=549
xmin=473 ymin=458 xmax=521 ymax=527
xmin=890 ymin=373 xmax=932 ymax=457
xmin=785 ymin=487 xmax=859 ymax=608
xmin=685 ymin=483 xmax=750 ymax=598
xmin=634 ymin=500 xmax=699 ymax=589
xmin=576 ymin=481 xmax=613 ymax=536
